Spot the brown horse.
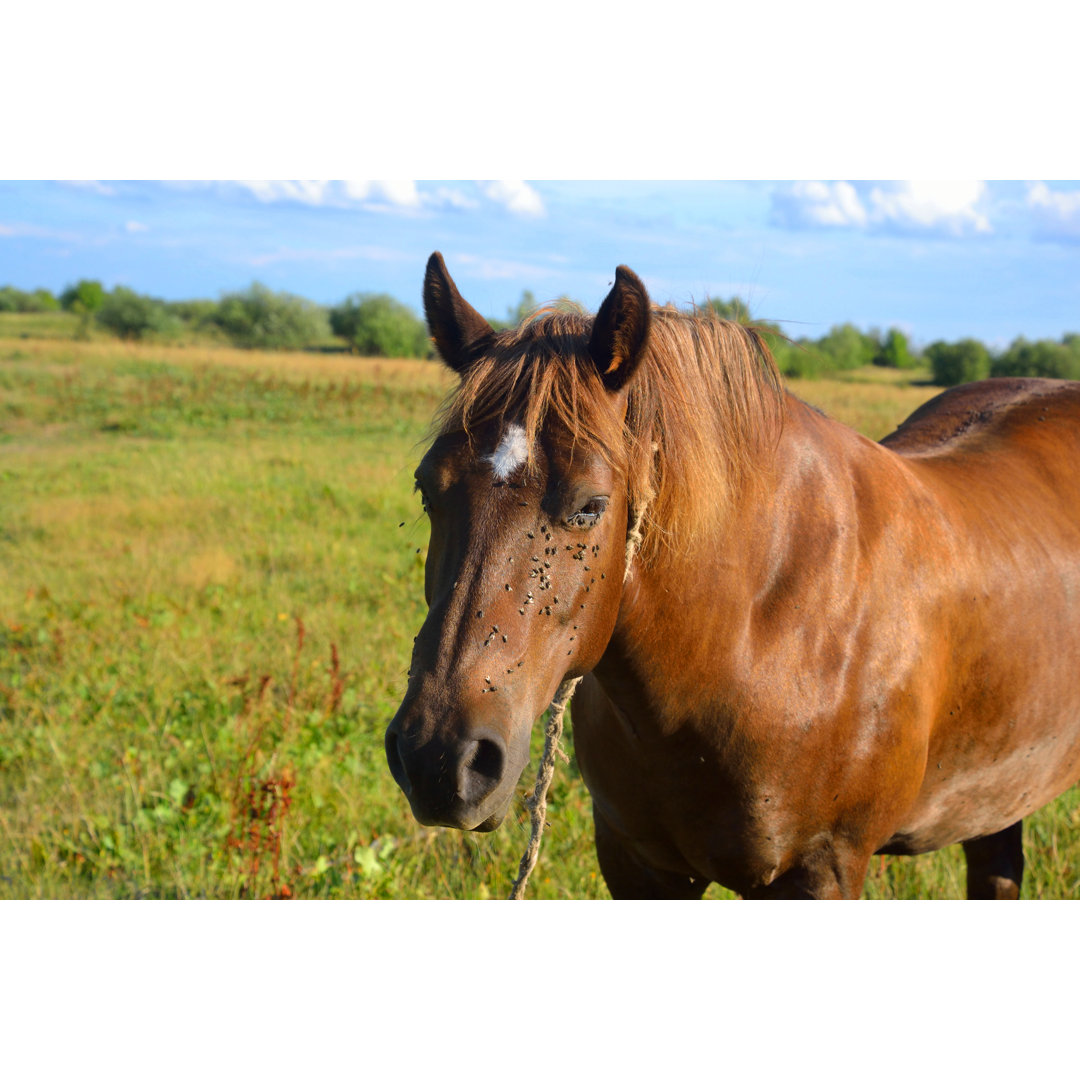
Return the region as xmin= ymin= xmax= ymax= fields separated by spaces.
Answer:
xmin=385 ymin=252 xmax=1080 ymax=898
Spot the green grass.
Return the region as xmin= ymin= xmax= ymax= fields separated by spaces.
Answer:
xmin=0 ymin=311 xmax=83 ymax=341
xmin=2 ymin=340 xmax=1078 ymax=899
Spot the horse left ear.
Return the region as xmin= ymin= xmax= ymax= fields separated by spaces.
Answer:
xmin=589 ymin=265 xmax=651 ymax=391
xmin=423 ymin=252 xmax=495 ymax=374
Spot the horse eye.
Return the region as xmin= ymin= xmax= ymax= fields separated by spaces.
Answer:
xmin=565 ymin=497 xmax=608 ymax=529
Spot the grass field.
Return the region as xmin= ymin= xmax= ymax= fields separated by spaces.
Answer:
xmin=3 ymin=338 xmax=1078 ymax=899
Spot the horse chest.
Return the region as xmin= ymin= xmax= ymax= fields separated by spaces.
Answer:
xmin=572 ymin=677 xmax=826 ymax=887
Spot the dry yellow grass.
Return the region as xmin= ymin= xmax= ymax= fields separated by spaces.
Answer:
xmin=790 ymin=369 xmax=942 ymax=442
xmin=6 ymin=335 xmax=938 ymax=440
xmin=7 ymin=336 xmax=456 ymax=390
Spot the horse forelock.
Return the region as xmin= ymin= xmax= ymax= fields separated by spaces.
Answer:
xmin=433 ymin=308 xmax=628 ymax=474
xmin=432 ymin=305 xmax=785 ymax=558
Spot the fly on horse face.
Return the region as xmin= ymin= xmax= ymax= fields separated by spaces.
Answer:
xmin=385 ymin=251 xmax=1080 ymax=899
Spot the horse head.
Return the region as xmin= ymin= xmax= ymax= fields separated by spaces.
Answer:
xmin=384 ymin=252 xmax=650 ymax=830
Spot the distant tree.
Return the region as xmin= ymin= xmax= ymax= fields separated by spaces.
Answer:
xmin=329 ymin=293 xmax=428 ymax=357
xmin=29 ymin=288 xmax=60 ymax=311
xmin=511 ymin=290 xmax=538 ymax=326
xmin=214 ymin=283 xmax=329 ymax=350
xmin=697 ymin=296 xmax=752 ymax=323
xmin=991 ymin=336 xmax=1080 ymax=381
xmin=60 ymin=279 xmax=106 ymax=313
xmin=0 ymin=285 xmax=60 ymax=312
xmin=926 ymin=339 xmax=991 ymax=386
xmin=0 ymin=286 xmax=23 ymax=312
xmin=96 ymin=287 xmax=180 ymax=340
xmin=166 ymin=298 xmax=220 ymax=328
xmin=772 ymin=338 xmax=829 ymax=379
xmin=488 ymin=291 xmax=536 ymax=331
xmin=874 ymin=328 xmax=917 ymax=369
xmin=814 ymin=323 xmax=878 ymax=371
xmin=59 ymin=279 xmax=107 ymax=339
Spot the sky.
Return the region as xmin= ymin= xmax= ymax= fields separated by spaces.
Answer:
xmin=3 ymin=179 xmax=1080 ymax=350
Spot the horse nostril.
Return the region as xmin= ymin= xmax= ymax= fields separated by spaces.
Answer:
xmin=472 ymin=738 xmax=504 ymax=781
xmin=459 ymin=737 xmax=505 ymax=804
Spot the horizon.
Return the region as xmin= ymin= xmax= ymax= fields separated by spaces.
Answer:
xmin=2 ymin=180 xmax=1079 ymax=350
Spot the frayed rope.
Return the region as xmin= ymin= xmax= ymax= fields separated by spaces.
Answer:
xmin=507 ymin=502 xmax=646 ymax=899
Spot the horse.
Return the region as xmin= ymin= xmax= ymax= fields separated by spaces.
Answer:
xmin=385 ymin=251 xmax=1080 ymax=898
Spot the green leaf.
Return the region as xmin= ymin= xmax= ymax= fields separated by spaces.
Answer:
xmin=353 ymin=846 xmax=382 ymax=877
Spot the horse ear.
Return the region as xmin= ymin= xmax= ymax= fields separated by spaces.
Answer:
xmin=589 ymin=265 xmax=651 ymax=391
xmin=423 ymin=252 xmax=495 ymax=374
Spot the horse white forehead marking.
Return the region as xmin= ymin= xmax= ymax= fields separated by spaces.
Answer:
xmin=486 ymin=423 xmax=529 ymax=480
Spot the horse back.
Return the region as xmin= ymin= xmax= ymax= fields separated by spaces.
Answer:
xmin=875 ymin=378 xmax=1080 ymax=850
xmin=881 ymin=377 xmax=1080 ymax=457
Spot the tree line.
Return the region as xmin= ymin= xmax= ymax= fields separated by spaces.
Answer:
xmin=3 ymin=279 xmax=1078 ymax=387
xmin=694 ymin=297 xmax=1080 ymax=386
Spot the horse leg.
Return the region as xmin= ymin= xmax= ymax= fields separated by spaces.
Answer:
xmin=961 ymin=821 xmax=1023 ymax=899
xmin=594 ymin=809 xmax=708 ymax=900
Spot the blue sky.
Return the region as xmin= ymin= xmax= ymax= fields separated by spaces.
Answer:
xmin=3 ymin=179 xmax=1079 ymax=349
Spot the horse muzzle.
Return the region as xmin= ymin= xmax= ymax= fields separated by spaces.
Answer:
xmin=384 ymin=708 xmax=528 ymax=832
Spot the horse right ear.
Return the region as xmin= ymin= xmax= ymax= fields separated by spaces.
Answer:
xmin=589 ymin=265 xmax=651 ymax=392
xmin=423 ymin=252 xmax=495 ymax=374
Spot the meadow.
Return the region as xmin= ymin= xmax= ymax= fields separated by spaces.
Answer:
xmin=2 ymin=332 xmax=1078 ymax=899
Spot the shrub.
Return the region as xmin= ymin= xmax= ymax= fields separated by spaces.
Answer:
xmin=487 ymin=290 xmax=545 ymax=332
xmin=96 ymin=287 xmax=181 ymax=340
xmin=60 ymin=279 xmax=106 ymax=314
xmin=166 ymin=299 xmax=220 ymax=328
xmin=214 ymin=283 xmax=329 ymax=350
xmin=510 ymin=289 xmax=538 ymax=326
xmin=30 ymin=288 xmax=60 ymax=311
xmin=329 ymin=293 xmax=428 ymax=358
xmin=697 ymin=296 xmax=752 ymax=323
xmin=772 ymin=338 xmax=830 ymax=379
xmin=814 ymin=323 xmax=879 ymax=371
xmin=991 ymin=337 xmax=1080 ymax=381
xmin=875 ymin=328 xmax=918 ymax=369
xmin=0 ymin=286 xmax=60 ymax=312
xmin=926 ymin=339 xmax=991 ymax=386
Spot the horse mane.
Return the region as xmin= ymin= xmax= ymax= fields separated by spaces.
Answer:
xmin=434 ymin=304 xmax=785 ymax=559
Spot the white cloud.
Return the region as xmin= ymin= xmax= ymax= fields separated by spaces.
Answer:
xmin=236 ymin=180 xmax=333 ymax=205
xmin=771 ymin=180 xmax=991 ymax=236
xmin=172 ymin=179 xmax=542 ymax=217
xmin=166 ymin=180 xmax=543 ymax=218
xmin=771 ymin=181 xmax=867 ymax=228
xmin=1026 ymin=181 xmax=1080 ymax=242
xmin=59 ymin=180 xmax=116 ymax=196
xmin=431 ymin=186 xmax=479 ymax=211
xmin=125 ymin=220 xmax=149 ymax=232
xmin=479 ymin=180 xmax=545 ymax=217
xmin=231 ymin=180 xmax=440 ymax=212
xmin=868 ymin=181 xmax=990 ymax=235
xmin=341 ymin=180 xmax=422 ymax=208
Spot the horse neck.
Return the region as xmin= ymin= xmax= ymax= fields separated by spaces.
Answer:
xmin=608 ymin=394 xmax=876 ymax=691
